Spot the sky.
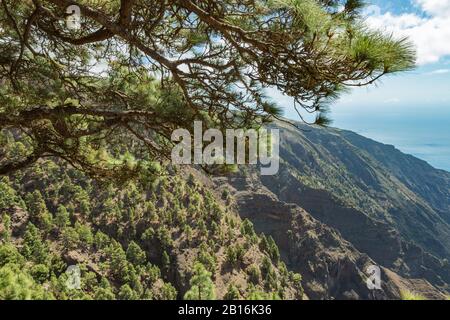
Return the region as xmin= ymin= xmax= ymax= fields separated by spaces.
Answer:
xmin=334 ymin=0 xmax=450 ymax=109
xmin=269 ymin=0 xmax=450 ymax=171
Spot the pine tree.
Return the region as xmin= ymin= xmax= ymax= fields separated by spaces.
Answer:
xmin=224 ymin=284 xmax=241 ymax=300
xmin=22 ymin=224 xmax=48 ymax=264
xmin=184 ymin=263 xmax=216 ymax=300
xmin=0 ymin=178 xmax=22 ymax=210
xmin=54 ymin=205 xmax=70 ymax=230
xmin=25 ymin=191 xmax=52 ymax=231
xmin=161 ymin=251 xmax=170 ymax=273
xmin=1 ymin=213 xmax=11 ymax=242
xmin=126 ymin=241 xmax=146 ymax=266
xmin=247 ymin=265 xmax=262 ymax=285
xmin=0 ymin=264 xmax=52 ymax=300
xmin=118 ymin=284 xmax=138 ymax=300
xmin=160 ymin=283 xmax=178 ymax=300
xmin=0 ymin=0 xmax=415 ymax=177
xmin=75 ymin=222 xmax=94 ymax=249
xmin=0 ymin=244 xmax=24 ymax=267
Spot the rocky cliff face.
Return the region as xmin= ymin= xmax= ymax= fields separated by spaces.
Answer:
xmin=215 ymin=173 xmax=387 ymax=299
xmin=214 ymin=121 xmax=449 ymax=299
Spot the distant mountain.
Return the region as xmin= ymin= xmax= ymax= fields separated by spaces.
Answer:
xmin=217 ymin=121 xmax=450 ymax=299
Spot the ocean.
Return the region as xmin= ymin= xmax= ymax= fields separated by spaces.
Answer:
xmin=331 ymin=106 xmax=450 ymax=172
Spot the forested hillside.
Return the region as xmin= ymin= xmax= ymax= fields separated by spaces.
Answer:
xmin=1 ymin=0 xmax=443 ymax=302
xmin=0 ymin=139 xmax=303 ymax=299
xmin=2 ymin=122 xmax=449 ymax=300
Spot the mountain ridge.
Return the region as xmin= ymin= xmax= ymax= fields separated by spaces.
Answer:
xmin=221 ymin=121 xmax=450 ymax=297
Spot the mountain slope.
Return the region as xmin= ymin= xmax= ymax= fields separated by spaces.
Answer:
xmin=222 ymin=121 xmax=450 ymax=296
xmin=216 ymin=171 xmax=447 ymax=300
xmin=0 ymin=161 xmax=304 ymax=300
xmin=1 ymin=122 xmax=449 ymax=300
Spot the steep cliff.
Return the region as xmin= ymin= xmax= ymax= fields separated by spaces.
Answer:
xmin=216 ymin=121 xmax=449 ymax=298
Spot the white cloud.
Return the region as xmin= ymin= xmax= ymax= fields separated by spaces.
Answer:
xmin=414 ymin=0 xmax=450 ymax=16
xmin=366 ymin=0 xmax=450 ymax=65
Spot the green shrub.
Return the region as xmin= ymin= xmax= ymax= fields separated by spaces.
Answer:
xmin=400 ymin=290 xmax=426 ymax=300
xmin=30 ymin=264 xmax=50 ymax=284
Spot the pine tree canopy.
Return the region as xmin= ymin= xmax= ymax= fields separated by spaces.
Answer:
xmin=0 ymin=0 xmax=416 ymax=177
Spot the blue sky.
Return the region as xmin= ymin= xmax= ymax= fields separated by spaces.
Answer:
xmin=273 ymin=0 xmax=450 ymax=119
xmin=333 ymin=0 xmax=450 ymax=111
xmin=269 ymin=0 xmax=450 ymax=170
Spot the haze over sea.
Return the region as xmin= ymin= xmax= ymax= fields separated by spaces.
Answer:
xmin=331 ymin=105 xmax=450 ymax=172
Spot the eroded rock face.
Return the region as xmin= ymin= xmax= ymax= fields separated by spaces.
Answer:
xmin=217 ymin=173 xmax=388 ymax=299
xmin=272 ymin=121 xmax=450 ymax=261
xmin=260 ymin=168 xmax=450 ymax=288
xmin=213 ymin=120 xmax=450 ymax=299
xmin=8 ymin=206 xmax=29 ymax=237
xmin=217 ymin=170 xmax=447 ymax=300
